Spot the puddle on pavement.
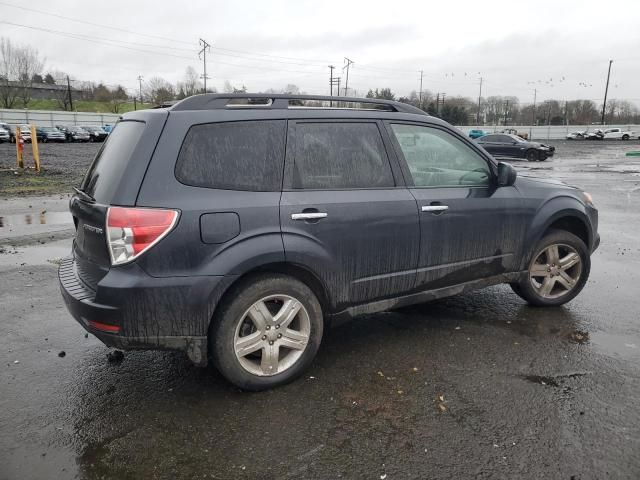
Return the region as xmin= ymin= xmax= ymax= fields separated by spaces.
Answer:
xmin=0 ymin=212 xmax=72 ymax=228
xmin=590 ymin=331 xmax=640 ymax=359
xmin=0 ymin=239 xmax=71 ymax=267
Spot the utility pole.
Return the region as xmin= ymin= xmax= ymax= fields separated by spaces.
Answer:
xmin=133 ymin=97 xmax=137 ymax=111
xmin=66 ymin=75 xmax=73 ymax=111
xmin=343 ymin=57 xmax=354 ymax=96
xmin=564 ymin=100 xmax=568 ymax=125
xmin=436 ymin=93 xmax=440 ymax=114
xmin=476 ymin=77 xmax=483 ymax=125
xmin=503 ymin=100 xmax=509 ymax=126
xmin=441 ymin=93 xmax=446 ymax=115
xmin=137 ymin=75 xmax=144 ymax=104
xmin=419 ymin=70 xmax=424 ymax=109
xmin=329 ymin=65 xmax=335 ymax=96
xmin=199 ymin=38 xmax=211 ymax=93
xmin=601 ymin=59 xmax=613 ymax=126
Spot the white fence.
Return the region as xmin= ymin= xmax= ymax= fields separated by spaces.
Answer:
xmin=456 ymin=124 xmax=640 ymax=140
xmin=0 ymin=108 xmax=121 ymax=127
xmin=1 ymin=108 xmax=638 ymax=140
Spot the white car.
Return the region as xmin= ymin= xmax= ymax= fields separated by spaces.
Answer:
xmin=603 ymin=128 xmax=635 ymax=140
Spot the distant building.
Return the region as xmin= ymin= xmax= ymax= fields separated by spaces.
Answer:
xmin=3 ymin=81 xmax=81 ymax=100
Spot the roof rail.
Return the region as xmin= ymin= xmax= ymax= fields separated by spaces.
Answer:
xmin=171 ymin=93 xmax=427 ymax=115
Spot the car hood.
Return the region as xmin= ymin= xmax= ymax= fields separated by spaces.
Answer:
xmin=516 ymin=174 xmax=578 ymax=190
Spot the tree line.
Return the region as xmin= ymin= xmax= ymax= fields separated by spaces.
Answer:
xmin=367 ymin=88 xmax=640 ymax=126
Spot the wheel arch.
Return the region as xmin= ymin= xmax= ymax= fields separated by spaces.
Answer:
xmin=521 ymin=200 xmax=593 ymax=270
xmin=206 ymin=261 xmax=333 ymax=336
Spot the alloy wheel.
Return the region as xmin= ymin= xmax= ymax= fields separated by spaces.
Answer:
xmin=234 ymin=294 xmax=311 ymax=376
xmin=529 ymin=243 xmax=582 ymax=299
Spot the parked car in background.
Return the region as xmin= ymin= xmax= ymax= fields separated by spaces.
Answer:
xmin=468 ymin=129 xmax=487 ymax=139
xmin=0 ymin=124 xmax=10 ymax=143
xmin=603 ymin=127 xmax=635 ymax=140
xmin=475 ymin=133 xmax=555 ymax=161
xmin=35 ymin=126 xmax=66 ymax=143
xmin=56 ymin=125 xmax=91 ymax=142
xmin=102 ymin=124 xmax=113 ymax=134
xmin=566 ymin=130 xmax=587 ymax=140
xmin=59 ymin=93 xmax=598 ymax=391
xmin=80 ymin=125 xmax=108 ymax=142
xmin=585 ymin=129 xmax=604 ymax=141
xmin=5 ymin=124 xmax=33 ymax=143
xmin=502 ymin=128 xmax=529 ymax=140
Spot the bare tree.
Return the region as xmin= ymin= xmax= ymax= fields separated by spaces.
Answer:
xmin=0 ymin=38 xmax=45 ymax=108
xmin=0 ymin=38 xmax=20 ymax=108
xmin=184 ymin=66 xmax=202 ymax=96
xmin=109 ymin=85 xmax=128 ymax=113
xmin=144 ymin=77 xmax=176 ymax=105
xmin=48 ymin=70 xmax=73 ymax=111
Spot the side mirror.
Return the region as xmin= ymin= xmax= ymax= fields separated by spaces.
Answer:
xmin=497 ymin=162 xmax=517 ymax=187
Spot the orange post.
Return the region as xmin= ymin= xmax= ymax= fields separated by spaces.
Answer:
xmin=16 ymin=127 xmax=24 ymax=169
xmin=30 ymin=125 xmax=40 ymax=172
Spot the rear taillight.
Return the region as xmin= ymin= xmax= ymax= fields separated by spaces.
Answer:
xmin=106 ymin=207 xmax=178 ymax=266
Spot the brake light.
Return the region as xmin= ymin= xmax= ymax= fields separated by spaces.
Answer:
xmin=106 ymin=207 xmax=178 ymax=265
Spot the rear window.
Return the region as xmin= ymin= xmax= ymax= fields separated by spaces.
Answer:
xmin=81 ymin=121 xmax=145 ymax=202
xmin=175 ymin=120 xmax=286 ymax=191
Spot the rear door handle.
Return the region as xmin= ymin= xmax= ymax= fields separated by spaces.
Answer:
xmin=291 ymin=212 xmax=328 ymax=221
xmin=421 ymin=205 xmax=449 ymax=212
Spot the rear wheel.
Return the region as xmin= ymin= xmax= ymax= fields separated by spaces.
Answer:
xmin=511 ymin=230 xmax=590 ymax=306
xmin=622 ymin=134 xmax=630 ymax=141
xmin=210 ymin=274 xmax=323 ymax=390
xmin=526 ymin=149 xmax=538 ymax=161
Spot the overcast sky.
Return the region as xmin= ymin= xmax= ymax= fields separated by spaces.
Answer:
xmin=1 ymin=0 xmax=639 ymax=105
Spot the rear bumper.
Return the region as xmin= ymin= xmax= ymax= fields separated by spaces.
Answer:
xmin=58 ymin=256 xmax=232 ymax=365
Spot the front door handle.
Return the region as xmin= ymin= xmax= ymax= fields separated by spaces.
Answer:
xmin=421 ymin=205 xmax=449 ymax=213
xmin=291 ymin=212 xmax=328 ymax=221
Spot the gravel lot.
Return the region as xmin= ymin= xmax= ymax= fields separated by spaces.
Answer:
xmin=0 ymin=142 xmax=100 ymax=197
xmin=1 ymin=140 xmax=640 ymax=479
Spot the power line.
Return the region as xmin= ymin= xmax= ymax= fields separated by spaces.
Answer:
xmin=0 ymin=0 xmax=193 ymax=45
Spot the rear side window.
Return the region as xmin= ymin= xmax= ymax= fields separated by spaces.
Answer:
xmin=176 ymin=120 xmax=286 ymax=191
xmin=81 ymin=121 xmax=145 ymax=202
xmin=293 ymin=122 xmax=394 ymax=189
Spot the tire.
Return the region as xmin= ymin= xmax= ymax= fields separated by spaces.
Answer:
xmin=510 ymin=230 xmax=590 ymax=307
xmin=525 ymin=149 xmax=538 ymax=161
xmin=210 ymin=274 xmax=324 ymax=391
xmin=538 ymin=150 xmax=547 ymax=161
xmin=622 ymin=134 xmax=629 ymax=141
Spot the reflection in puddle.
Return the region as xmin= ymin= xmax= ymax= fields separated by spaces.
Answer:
xmin=0 ymin=212 xmax=72 ymax=228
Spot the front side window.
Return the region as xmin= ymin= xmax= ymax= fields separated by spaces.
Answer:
xmin=293 ymin=122 xmax=394 ymax=189
xmin=390 ymin=124 xmax=491 ymax=187
xmin=176 ymin=120 xmax=286 ymax=191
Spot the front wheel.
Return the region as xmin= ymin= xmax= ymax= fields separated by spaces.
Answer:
xmin=526 ymin=149 xmax=538 ymax=161
xmin=210 ymin=274 xmax=324 ymax=390
xmin=622 ymin=134 xmax=629 ymax=141
xmin=511 ymin=230 xmax=590 ymax=306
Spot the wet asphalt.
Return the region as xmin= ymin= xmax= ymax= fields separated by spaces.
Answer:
xmin=1 ymin=141 xmax=640 ymax=479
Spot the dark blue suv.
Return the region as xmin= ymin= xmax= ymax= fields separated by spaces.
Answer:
xmin=59 ymin=94 xmax=599 ymax=390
